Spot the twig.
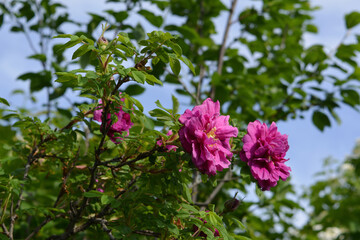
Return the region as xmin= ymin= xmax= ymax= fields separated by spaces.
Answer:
xmin=177 ymin=74 xmax=200 ymax=105
xmin=165 ymin=69 xmax=200 ymax=105
xmin=199 ymin=171 xmax=232 ymax=211
xmin=191 ymin=171 xmax=200 ymax=203
xmin=196 ymin=65 xmax=205 ymax=102
xmin=99 ymin=145 xmax=161 ymax=169
xmin=210 ymin=0 xmax=238 ymax=99
xmin=9 ymin=198 xmax=14 ymax=240
xmin=98 ymin=219 xmax=115 ymax=240
xmin=24 ymin=217 xmax=52 ymax=240
xmin=132 ymin=230 xmax=161 ymax=237
xmin=1 ymin=223 xmax=9 ymax=237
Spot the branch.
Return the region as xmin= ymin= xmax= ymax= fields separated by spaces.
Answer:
xmin=177 ymin=76 xmax=200 ymax=105
xmin=165 ymin=69 xmax=200 ymax=105
xmin=191 ymin=171 xmax=200 ymax=203
xmin=198 ymin=170 xmax=232 ymax=211
xmin=210 ymin=0 xmax=238 ymax=99
xmin=132 ymin=230 xmax=161 ymax=237
xmin=46 ymin=178 xmax=137 ymax=240
xmin=24 ymin=217 xmax=52 ymax=240
xmin=104 ymin=148 xmax=161 ymax=169
xmin=1 ymin=223 xmax=9 ymax=237
xmin=98 ymin=219 xmax=115 ymax=240
xmin=196 ymin=65 xmax=206 ymax=102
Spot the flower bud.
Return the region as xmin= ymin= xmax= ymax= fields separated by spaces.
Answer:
xmin=224 ymin=197 xmax=240 ymax=212
xmin=97 ymin=36 xmax=109 ymax=50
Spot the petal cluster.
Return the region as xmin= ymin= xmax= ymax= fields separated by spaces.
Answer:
xmin=240 ymin=120 xmax=291 ymax=191
xmin=93 ymin=99 xmax=133 ymax=144
xmin=179 ymin=98 xmax=238 ymax=176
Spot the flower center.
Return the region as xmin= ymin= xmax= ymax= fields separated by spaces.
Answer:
xmin=207 ymin=127 xmax=217 ymax=139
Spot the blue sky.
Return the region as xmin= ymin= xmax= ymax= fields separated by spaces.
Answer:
xmin=1 ymin=0 xmax=360 ymax=190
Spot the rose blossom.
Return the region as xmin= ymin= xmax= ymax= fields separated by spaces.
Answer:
xmin=240 ymin=120 xmax=291 ymax=191
xmin=179 ymin=98 xmax=238 ymax=176
xmin=93 ymin=98 xmax=133 ymax=144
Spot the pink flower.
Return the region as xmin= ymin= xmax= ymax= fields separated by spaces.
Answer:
xmin=156 ymin=130 xmax=178 ymax=152
xmin=240 ymin=120 xmax=291 ymax=191
xmin=179 ymin=98 xmax=238 ymax=176
xmin=93 ymin=98 xmax=133 ymax=144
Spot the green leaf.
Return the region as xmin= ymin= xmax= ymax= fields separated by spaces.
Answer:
xmin=0 ymin=97 xmax=10 ymax=106
xmin=312 ymin=111 xmax=331 ymax=131
xmin=167 ymin=224 xmax=179 ymax=235
xmin=105 ymin=10 xmax=128 ymax=22
xmin=145 ymin=74 xmax=163 ymax=86
xmin=125 ymin=84 xmax=145 ymax=96
xmin=172 ymin=95 xmax=179 ymax=114
xmin=28 ymin=54 xmax=46 ymax=62
xmin=55 ymin=72 xmax=77 ymax=83
xmin=129 ymin=96 xmax=144 ymax=112
xmin=156 ymin=47 xmax=170 ymax=63
xmin=180 ymin=203 xmax=198 ymax=213
xmin=138 ymin=10 xmax=163 ymax=27
xmin=182 ymin=184 xmax=192 ymax=202
xmin=53 ymin=34 xmax=73 ymax=39
xmin=165 ymin=40 xmax=182 ymax=56
xmin=345 ymin=11 xmax=360 ymax=29
xmin=170 ymin=57 xmax=181 ymax=76
xmin=117 ymin=32 xmax=130 ymax=44
xmin=341 ymin=89 xmax=360 ymax=106
xmin=130 ymin=70 xmax=146 ymax=84
xmin=84 ymin=190 xmax=103 ymax=198
xmin=133 ymin=23 xmax=146 ymax=41
xmin=180 ymin=56 xmax=196 ymax=75
xmin=149 ymin=109 xmax=172 ymax=121
xmin=18 ymin=71 xmax=52 ymax=92
xmin=306 ymin=24 xmax=318 ymax=33
xmin=101 ymin=195 xmax=111 ymax=204
xmin=304 ymin=45 xmax=327 ymax=65
xmin=72 ymin=44 xmax=94 ymax=60
xmin=207 ymin=212 xmax=219 ymax=225
xmin=59 ymin=35 xmax=81 ymax=51
xmin=232 ymin=218 xmax=246 ymax=231
xmin=0 ymin=14 xmax=4 ymax=28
